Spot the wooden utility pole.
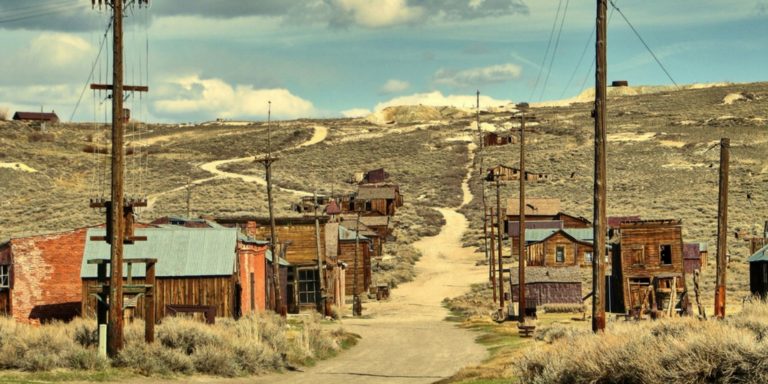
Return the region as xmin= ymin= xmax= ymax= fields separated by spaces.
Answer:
xmin=352 ymin=203 xmax=364 ymax=316
xmin=477 ymin=91 xmax=490 ymax=264
xmin=592 ymin=0 xmax=608 ymax=333
xmin=313 ymin=190 xmax=327 ymax=315
xmin=495 ymin=177 xmax=504 ymax=313
xmin=257 ymin=101 xmax=284 ymax=315
xmin=489 ymin=204 xmax=497 ymax=303
xmin=186 ymin=175 xmax=193 ymax=218
xmin=714 ymin=137 xmax=730 ymax=319
xmin=518 ymin=110 xmax=527 ymax=324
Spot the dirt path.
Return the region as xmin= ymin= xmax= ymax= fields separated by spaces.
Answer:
xmin=145 ymin=126 xmax=328 ymax=211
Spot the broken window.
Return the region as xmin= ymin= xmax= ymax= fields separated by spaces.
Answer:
xmin=660 ymin=244 xmax=673 ymax=265
xmin=556 ymin=246 xmax=565 ymax=263
xmin=0 ymin=265 xmax=8 ymax=288
xmin=298 ymin=269 xmax=319 ymax=305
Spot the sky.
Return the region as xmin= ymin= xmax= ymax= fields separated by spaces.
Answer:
xmin=0 ymin=0 xmax=766 ymax=123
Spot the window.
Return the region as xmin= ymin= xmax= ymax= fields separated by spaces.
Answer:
xmin=584 ymin=252 xmax=593 ymax=263
xmin=555 ymin=246 xmax=565 ymax=263
xmin=298 ymin=269 xmax=319 ymax=305
xmin=0 ymin=265 xmax=9 ymax=288
xmin=660 ymin=245 xmax=672 ymax=265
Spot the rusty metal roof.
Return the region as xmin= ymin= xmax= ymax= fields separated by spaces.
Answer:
xmin=12 ymin=111 xmax=59 ymax=121
xmin=506 ymin=198 xmax=561 ymax=216
xmin=607 ymin=216 xmax=642 ymax=228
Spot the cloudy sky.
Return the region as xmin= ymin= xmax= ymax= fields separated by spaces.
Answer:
xmin=0 ymin=0 xmax=766 ymax=122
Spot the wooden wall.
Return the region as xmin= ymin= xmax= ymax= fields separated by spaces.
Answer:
xmin=510 ymin=282 xmax=582 ymax=305
xmin=82 ymin=276 xmax=237 ymax=320
xmin=248 ymin=223 xmax=325 ymax=267
xmin=526 ymin=232 xmax=594 ymax=267
xmin=338 ymin=242 xmax=371 ymax=295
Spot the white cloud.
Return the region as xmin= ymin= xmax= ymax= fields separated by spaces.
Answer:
xmin=153 ymin=75 xmax=315 ymax=120
xmin=379 ymin=79 xmax=411 ymax=94
xmin=434 ymin=63 xmax=522 ymax=88
xmin=374 ymin=91 xmax=511 ymax=111
xmin=340 ymin=108 xmax=372 ymax=118
xmin=331 ymin=0 xmax=424 ymax=27
xmin=0 ymin=33 xmax=94 ymax=86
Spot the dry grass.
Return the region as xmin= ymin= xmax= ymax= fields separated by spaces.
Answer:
xmin=518 ymin=302 xmax=768 ymax=384
xmin=0 ymin=313 xmax=354 ymax=378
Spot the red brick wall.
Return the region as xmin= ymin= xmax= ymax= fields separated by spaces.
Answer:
xmin=10 ymin=228 xmax=87 ymax=323
xmin=236 ymin=243 xmax=268 ymax=315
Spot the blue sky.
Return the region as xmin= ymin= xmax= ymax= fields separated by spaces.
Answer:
xmin=0 ymin=0 xmax=766 ymax=122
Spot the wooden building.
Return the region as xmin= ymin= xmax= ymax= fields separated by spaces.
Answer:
xmin=12 ymin=111 xmax=59 ymax=124
xmin=506 ymin=197 xmax=590 ymax=257
xmin=340 ymin=214 xmax=392 ymax=242
xmin=525 ymin=228 xmax=597 ymax=268
xmin=0 ymin=228 xmax=89 ymax=323
xmin=485 ymin=165 xmax=549 ymax=183
xmin=337 ymin=219 xmax=383 ymax=257
xmin=683 ymin=242 xmax=708 ymax=274
xmin=483 ymin=132 xmax=515 ymax=147
xmin=749 ymin=245 xmax=768 ymax=299
xmin=356 ymin=184 xmax=404 ymax=216
xmin=609 ymin=219 xmax=687 ymax=316
xmin=360 ymin=168 xmax=390 ymax=184
xmin=81 ymin=227 xmax=286 ymax=320
xmin=509 ymin=266 xmax=582 ymax=307
xmin=337 ymin=225 xmax=373 ymax=295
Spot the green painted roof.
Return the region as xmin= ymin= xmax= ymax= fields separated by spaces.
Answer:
xmin=525 ymin=228 xmax=594 ymax=243
xmin=748 ymin=245 xmax=768 ymax=263
xmin=81 ymin=227 xmax=239 ymax=278
xmin=339 ymin=225 xmax=369 ymax=241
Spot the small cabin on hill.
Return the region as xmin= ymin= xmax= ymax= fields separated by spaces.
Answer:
xmin=749 ymin=245 xmax=768 ymax=299
xmin=81 ymin=227 xmax=285 ymax=320
xmin=525 ymin=228 xmax=598 ymax=268
xmin=509 ymin=266 xmax=582 ymax=308
xmin=356 ymin=184 xmax=403 ymax=216
xmin=12 ymin=111 xmax=59 ymax=124
xmin=360 ymin=168 xmax=390 ymax=184
xmin=609 ymin=219 xmax=687 ymax=316
xmin=483 ymin=132 xmax=515 ymax=147
xmin=0 ymin=228 xmax=89 ymax=323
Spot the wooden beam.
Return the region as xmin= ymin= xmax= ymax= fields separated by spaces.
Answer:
xmin=90 ymin=83 xmax=149 ymax=92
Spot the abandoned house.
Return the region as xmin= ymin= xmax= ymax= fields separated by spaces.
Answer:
xmin=340 ymin=214 xmax=392 ymax=242
xmin=683 ymin=242 xmax=708 ymax=274
xmin=506 ymin=197 xmax=590 ymax=257
xmin=483 ymin=132 xmax=515 ymax=147
xmin=292 ymin=195 xmax=332 ymax=216
xmin=81 ymin=226 xmax=287 ymax=320
xmin=12 ymin=111 xmax=60 ymax=124
xmin=0 ymin=227 xmax=89 ymax=323
xmin=355 ymin=168 xmax=390 ymax=184
xmin=217 ymin=216 xmax=341 ymax=313
xmin=337 ymin=225 xmax=373 ymax=296
xmin=509 ymin=266 xmax=582 ymax=309
xmin=525 ymin=228 xmax=600 ymax=268
xmin=336 ymin=219 xmax=383 ymax=257
xmin=608 ymin=219 xmax=687 ymax=316
xmin=355 ymin=184 xmax=404 ymax=216
xmin=749 ymin=244 xmax=768 ymax=299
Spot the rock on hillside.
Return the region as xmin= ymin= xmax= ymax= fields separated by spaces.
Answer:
xmin=366 ymin=105 xmax=470 ymax=125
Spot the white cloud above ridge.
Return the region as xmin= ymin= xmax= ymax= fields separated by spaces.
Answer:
xmin=153 ymin=75 xmax=315 ymax=120
xmin=434 ymin=63 xmax=522 ymax=88
xmin=373 ymin=91 xmax=511 ymax=111
xmin=379 ymin=79 xmax=411 ymax=94
xmin=340 ymin=108 xmax=372 ymax=118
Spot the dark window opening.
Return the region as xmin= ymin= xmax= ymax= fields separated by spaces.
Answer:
xmin=298 ymin=269 xmax=319 ymax=305
xmin=556 ymin=246 xmax=565 ymax=263
xmin=660 ymin=245 xmax=672 ymax=265
xmin=0 ymin=265 xmax=9 ymax=288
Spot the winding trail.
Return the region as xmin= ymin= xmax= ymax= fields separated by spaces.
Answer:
xmin=145 ymin=125 xmax=327 ymax=211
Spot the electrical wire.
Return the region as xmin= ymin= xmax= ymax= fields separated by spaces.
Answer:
xmin=70 ymin=16 xmax=113 ymax=122
xmin=0 ymin=1 xmax=87 ymax=24
xmin=529 ymin=0 xmax=563 ymax=101
xmin=608 ymin=0 xmax=679 ymax=89
xmin=538 ymin=0 xmax=570 ymax=101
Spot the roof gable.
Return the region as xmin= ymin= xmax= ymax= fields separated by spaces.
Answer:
xmin=749 ymin=244 xmax=768 ymax=263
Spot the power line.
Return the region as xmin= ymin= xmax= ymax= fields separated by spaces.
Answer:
xmin=560 ymin=25 xmax=594 ymax=98
xmin=529 ymin=0 xmax=563 ymax=101
xmin=70 ymin=17 xmax=114 ymax=122
xmin=538 ymin=0 xmax=570 ymax=101
xmin=0 ymin=2 xmax=87 ymax=24
xmin=608 ymin=0 xmax=679 ymax=89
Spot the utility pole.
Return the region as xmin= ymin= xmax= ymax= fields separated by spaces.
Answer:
xmin=257 ymin=101 xmax=284 ymax=315
xmin=353 ymin=201 xmax=364 ymax=316
xmin=592 ymin=0 xmax=608 ymax=333
xmin=495 ymin=176 xmax=505 ymax=315
xmin=714 ymin=138 xmax=730 ymax=319
xmin=186 ymin=175 xmax=193 ymax=218
xmin=518 ymin=108 xmax=527 ymax=324
xmin=313 ymin=190 xmax=327 ymax=315
xmin=477 ymin=91 xmax=490 ymax=265
xmin=489 ymin=203 xmax=497 ymax=303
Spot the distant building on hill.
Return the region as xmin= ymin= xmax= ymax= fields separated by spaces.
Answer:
xmin=12 ymin=111 xmax=59 ymax=124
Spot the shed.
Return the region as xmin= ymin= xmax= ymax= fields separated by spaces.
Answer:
xmin=509 ymin=266 xmax=582 ymax=305
xmin=748 ymin=245 xmax=768 ymax=299
xmin=12 ymin=111 xmax=59 ymax=123
xmin=361 ymin=168 xmax=390 ymax=184
xmin=356 ymin=184 xmax=403 ymax=216
xmin=81 ymin=227 xmax=283 ymax=320
xmin=483 ymin=132 xmax=514 ymax=147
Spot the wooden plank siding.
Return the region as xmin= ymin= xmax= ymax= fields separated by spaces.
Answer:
xmin=338 ymin=242 xmax=372 ymax=295
xmin=82 ymin=276 xmax=237 ymax=320
xmin=247 ymin=223 xmax=326 ymax=267
xmin=526 ymin=232 xmax=594 ymax=267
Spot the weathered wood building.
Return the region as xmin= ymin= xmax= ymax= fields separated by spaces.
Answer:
xmin=609 ymin=219 xmax=687 ymax=316
xmin=12 ymin=111 xmax=59 ymax=124
xmin=509 ymin=266 xmax=582 ymax=307
xmin=356 ymin=184 xmax=404 ymax=216
xmin=338 ymin=225 xmax=373 ymax=295
xmin=483 ymin=132 xmax=515 ymax=147
xmin=683 ymin=242 xmax=708 ymax=274
xmin=0 ymin=228 xmax=89 ymax=323
xmin=81 ymin=227 xmax=285 ymax=320
xmin=506 ymin=198 xmax=590 ymax=257
xmin=748 ymin=245 xmax=768 ymax=299
xmin=525 ymin=228 xmax=597 ymax=268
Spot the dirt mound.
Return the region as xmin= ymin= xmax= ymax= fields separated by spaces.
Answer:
xmin=533 ymin=82 xmax=733 ymax=107
xmin=366 ymin=105 xmax=469 ymax=125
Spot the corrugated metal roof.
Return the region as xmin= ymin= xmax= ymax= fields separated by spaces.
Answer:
xmin=265 ymin=250 xmax=290 ymax=266
xmin=748 ymin=245 xmax=768 ymax=263
xmin=339 ymin=225 xmax=369 ymax=241
xmin=81 ymin=227 xmax=239 ymax=278
xmin=525 ymin=228 xmax=594 ymax=243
